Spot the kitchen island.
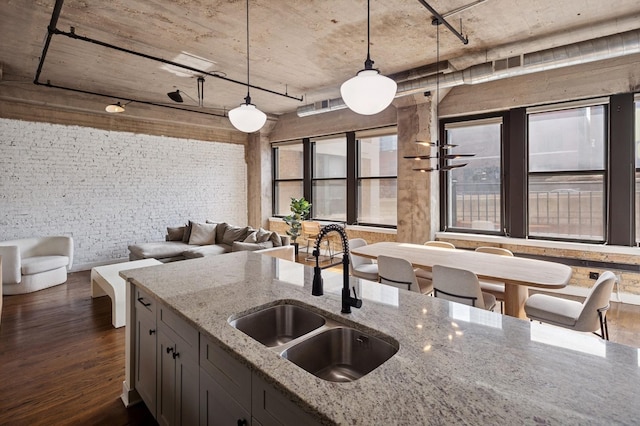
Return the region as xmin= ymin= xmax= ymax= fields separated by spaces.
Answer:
xmin=121 ymin=251 xmax=640 ymax=424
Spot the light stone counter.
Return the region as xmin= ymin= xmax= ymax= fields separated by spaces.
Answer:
xmin=122 ymin=252 xmax=640 ymax=425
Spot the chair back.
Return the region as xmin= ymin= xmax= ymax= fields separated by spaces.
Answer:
xmin=301 ymin=221 xmax=321 ymax=237
xmin=424 ymin=240 xmax=455 ymax=249
xmin=432 ymin=265 xmax=487 ymax=309
xmin=348 ymin=238 xmax=372 ymax=268
xmin=378 ymin=255 xmax=420 ymax=293
xmin=574 ymin=271 xmax=617 ymax=332
xmin=475 ymin=246 xmax=513 ymax=257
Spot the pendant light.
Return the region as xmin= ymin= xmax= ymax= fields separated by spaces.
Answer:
xmin=340 ymin=0 xmax=397 ymax=115
xmin=228 ymin=0 xmax=267 ymax=133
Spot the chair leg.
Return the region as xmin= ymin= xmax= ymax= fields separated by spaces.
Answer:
xmin=597 ymin=309 xmax=610 ymax=341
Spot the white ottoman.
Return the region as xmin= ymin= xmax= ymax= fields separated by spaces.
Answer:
xmin=91 ymin=258 xmax=162 ymax=328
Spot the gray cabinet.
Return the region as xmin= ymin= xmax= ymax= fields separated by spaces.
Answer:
xmin=156 ymin=306 xmax=199 ymax=426
xmin=134 ymin=287 xmax=157 ymax=416
xmin=130 ymin=284 xmax=320 ymax=425
xmin=199 ymin=335 xmax=251 ymax=426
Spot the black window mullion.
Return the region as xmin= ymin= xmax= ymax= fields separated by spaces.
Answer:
xmin=347 ymin=132 xmax=357 ymax=225
xmin=303 ymin=138 xmax=312 ymax=216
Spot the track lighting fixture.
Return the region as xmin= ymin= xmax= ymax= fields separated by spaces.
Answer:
xmin=105 ymin=102 xmax=126 ymax=113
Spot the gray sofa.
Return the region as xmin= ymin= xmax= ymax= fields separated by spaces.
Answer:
xmin=128 ymin=221 xmax=291 ymax=263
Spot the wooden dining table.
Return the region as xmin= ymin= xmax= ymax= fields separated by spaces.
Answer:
xmin=350 ymin=242 xmax=573 ymax=319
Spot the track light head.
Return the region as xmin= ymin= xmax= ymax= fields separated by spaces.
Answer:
xmin=167 ymin=90 xmax=184 ymax=103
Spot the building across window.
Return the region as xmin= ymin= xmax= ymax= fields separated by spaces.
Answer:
xmin=312 ymin=136 xmax=347 ymax=221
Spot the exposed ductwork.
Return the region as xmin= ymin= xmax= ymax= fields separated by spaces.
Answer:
xmin=297 ymin=28 xmax=640 ymax=117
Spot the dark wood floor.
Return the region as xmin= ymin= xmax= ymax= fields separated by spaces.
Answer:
xmin=1 ymin=264 xmax=638 ymax=424
xmin=0 ymin=270 xmax=155 ymax=426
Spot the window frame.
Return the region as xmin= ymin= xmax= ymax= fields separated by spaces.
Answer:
xmin=271 ymin=127 xmax=398 ymax=228
xmin=356 ymin=128 xmax=398 ymax=228
xmin=272 ymin=140 xmax=305 ymax=217
xmin=526 ymin=100 xmax=609 ymax=243
xmin=440 ymin=113 xmax=506 ymax=235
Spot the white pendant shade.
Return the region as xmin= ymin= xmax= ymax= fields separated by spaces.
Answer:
xmin=228 ymin=103 xmax=267 ymax=133
xmin=105 ymin=103 xmax=125 ymax=113
xmin=340 ymin=69 xmax=397 ymax=115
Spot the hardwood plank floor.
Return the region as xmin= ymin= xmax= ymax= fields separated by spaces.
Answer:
xmin=0 ymin=270 xmax=155 ymax=426
xmin=1 ymin=263 xmax=638 ymax=425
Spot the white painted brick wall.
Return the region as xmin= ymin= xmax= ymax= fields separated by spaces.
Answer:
xmin=0 ymin=118 xmax=247 ymax=270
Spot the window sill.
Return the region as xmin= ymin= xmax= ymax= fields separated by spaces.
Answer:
xmin=436 ymin=232 xmax=639 ymax=256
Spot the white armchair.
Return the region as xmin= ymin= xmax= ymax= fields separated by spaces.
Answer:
xmin=0 ymin=236 xmax=74 ymax=295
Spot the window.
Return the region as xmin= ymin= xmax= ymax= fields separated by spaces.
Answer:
xmin=272 ymin=127 xmax=398 ymax=227
xmin=357 ymin=131 xmax=397 ymax=226
xmin=445 ymin=117 xmax=503 ymax=232
xmin=528 ymin=101 xmax=607 ymax=241
xmin=273 ymin=142 xmax=304 ymax=216
xmin=312 ymin=136 xmax=347 ymax=221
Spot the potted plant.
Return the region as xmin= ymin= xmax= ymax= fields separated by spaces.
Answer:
xmin=283 ymin=197 xmax=311 ymax=254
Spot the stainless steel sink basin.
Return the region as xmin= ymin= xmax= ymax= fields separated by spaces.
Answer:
xmin=229 ymin=303 xmax=325 ymax=347
xmin=281 ymin=327 xmax=399 ymax=382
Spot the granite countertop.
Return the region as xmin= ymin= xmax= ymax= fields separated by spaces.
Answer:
xmin=122 ymin=252 xmax=640 ymax=425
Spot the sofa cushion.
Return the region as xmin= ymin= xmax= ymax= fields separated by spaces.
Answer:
xmin=182 ymin=244 xmax=229 ymax=259
xmin=222 ymin=225 xmax=250 ymax=245
xmin=256 ymin=228 xmax=273 ymax=243
xmin=21 ymin=255 xmax=69 ymax=275
xmin=214 ymin=222 xmax=228 ymax=244
xmin=182 ymin=221 xmax=194 ymax=243
xmin=244 ymin=231 xmax=258 ymax=243
xmin=166 ymin=226 xmax=186 ymax=241
xmin=129 ymin=241 xmax=192 ymax=259
xmin=231 ymin=241 xmax=274 ymax=252
xmin=189 ymin=222 xmax=217 ymax=245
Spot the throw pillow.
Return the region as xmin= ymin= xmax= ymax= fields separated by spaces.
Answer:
xmin=231 ymin=241 xmax=273 ymax=252
xmin=182 ymin=220 xmax=194 ymax=243
xmin=215 ymin=222 xmax=228 ymax=244
xmin=244 ymin=231 xmax=258 ymax=243
xmin=256 ymin=228 xmax=273 ymax=243
xmin=166 ymin=226 xmax=186 ymax=241
xmin=268 ymin=231 xmax=283 ymax=247
xmin=222 ymin=225 xmax=250 ymax=245
xmin=188 ymin=222 xmax=217 ymax=245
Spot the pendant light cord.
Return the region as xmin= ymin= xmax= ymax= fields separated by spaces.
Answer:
xmin=364 ymin=0 xmax=373 ymax=69
xmin=245 ymin=0 xmax=251 ymax=102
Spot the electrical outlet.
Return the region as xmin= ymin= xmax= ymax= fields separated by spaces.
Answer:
xmin=589 ymin=271 xmax=599 ymax=280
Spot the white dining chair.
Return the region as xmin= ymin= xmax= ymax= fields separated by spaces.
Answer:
xmin=377 ymin=255 xmax=425 ymax=294
xmin=524 ymin=271 xmax=617 ymax=340
xmin=432 ymin=265 xmax=496 ymax=311
xmin=474 ymin=246 xmax=514 ymax=313
xmin=348 ymin=238 xmax=379 ymax=282
xmin=414 ymin=240 xmax=456 ymax=291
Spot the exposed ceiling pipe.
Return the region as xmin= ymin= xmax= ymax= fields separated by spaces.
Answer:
xmin=398 ymin=28 xmax=640 ymax=95
xmin=297 ymin=28 xmax=640 ymax=117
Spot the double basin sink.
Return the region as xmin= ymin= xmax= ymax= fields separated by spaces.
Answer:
xmin=228 ymin=301 xmax=399 ymax=382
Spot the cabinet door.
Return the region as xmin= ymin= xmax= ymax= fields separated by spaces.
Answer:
xmin=135 ymin=307 xmax=157 ymax=415
xmin=200 ymin=368 xmax=250 ymax=426
xmin=157 ymin=330 xmax=177 ymax=426
xmin=175 ymin=348 xmax=199 ymax=426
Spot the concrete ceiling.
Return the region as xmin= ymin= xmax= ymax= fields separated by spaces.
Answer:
xmin=1 ymin=0 xmax=640 ymax=118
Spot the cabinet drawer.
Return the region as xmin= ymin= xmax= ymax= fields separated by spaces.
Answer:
xmin=252 ymin=373 xmax=321 ymax=426
xmin=135 ymin=287 xmax=156 ymax=314
xmin=200 ymin=335 xmax=251 ymax=410
xmin=158 ymin=306 xmax=199 ymax=349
